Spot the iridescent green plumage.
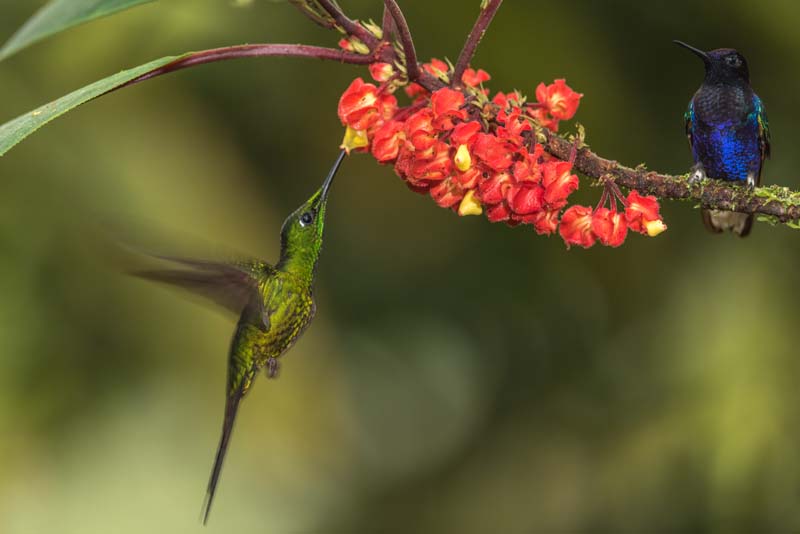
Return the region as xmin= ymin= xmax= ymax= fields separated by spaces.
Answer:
xmin=134 ymin=150 xmax=346 ymax=524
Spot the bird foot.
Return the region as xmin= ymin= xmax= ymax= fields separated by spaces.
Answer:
xmin=746 ymin=172 xmax=757 ymax=189
xmin=266 ymin=357 xmax=280 ymax=379
xmin=688 ymin=164 xmax=706 ymax=185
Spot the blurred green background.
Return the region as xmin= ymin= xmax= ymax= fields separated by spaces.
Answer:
xmin=1 ymin=1 xmax=800 ymax=532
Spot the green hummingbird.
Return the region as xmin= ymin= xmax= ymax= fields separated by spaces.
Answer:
xmin=134 ymin=149 xmax=346 ymax=524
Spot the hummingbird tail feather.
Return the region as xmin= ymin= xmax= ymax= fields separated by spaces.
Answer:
xmin=201 ymin=382 xmax=245 ymax=525
xmin=702 ymin=209 xmax=753 ymax=237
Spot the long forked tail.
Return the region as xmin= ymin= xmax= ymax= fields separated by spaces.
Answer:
xmin=201 ymin=381 xmax=246 ymax=525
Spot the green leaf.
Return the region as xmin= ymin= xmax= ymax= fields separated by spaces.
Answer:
xmin=0 ymin=53 xmax=188 ymax=156
xmin=0 ymin=0 xmax=156 ymax=62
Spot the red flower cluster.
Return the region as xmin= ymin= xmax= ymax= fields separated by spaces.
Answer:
xmin=559 ymin=190 xmax=666 ymax=249
xmin=336 ymin=59 xmax=665 ymax=248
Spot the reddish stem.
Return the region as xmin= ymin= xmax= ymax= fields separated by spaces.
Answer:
xmin=316 ymin=0 xmax=377 ymax=47
xmin=381 ymin=5 xmax=397 ymax=40
xmin=595 ymin=187 xmax=610 ymax=212
xmin=288 ymin=0 xmax=336 ymax=29
xmin=383 ymin=0 xmax=421 ymax=82
xmin=119 ymin=44 xmax=374 ymax=89
xmin=453 ymin=0 xmax=504 ymax=86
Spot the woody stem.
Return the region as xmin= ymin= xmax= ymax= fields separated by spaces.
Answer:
xmin=453 ymin=0 xmax=504 ymax=86
xmin=542 ymin=129 xmax=800 ymax=224
xmin=119 ymin=44 xmax=375 ymax=89
xmin=382 ymin=0 xmax=421 ymax=81
xmin=315 ymin=0 xmax=378 ymax=46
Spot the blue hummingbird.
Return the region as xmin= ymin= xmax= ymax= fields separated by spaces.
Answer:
xmin=675 ymin=40 xmax=771 ymax=237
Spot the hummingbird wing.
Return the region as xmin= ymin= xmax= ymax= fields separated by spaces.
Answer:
xmin=201 ymin=314 xmax=260 ymax=524
xmin=755 ymin=95 xmax=771 ymax=161
xmin=133 ymin=256 xmax=272 ymax=316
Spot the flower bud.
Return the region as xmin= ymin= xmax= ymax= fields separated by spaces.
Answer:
xmin=454 ymin=144 xmax=472 ymax=172
xmin=340 ymin=126 xmax=369 ymax=154
xmin=458 ymin=189 xmax=483 ymax=216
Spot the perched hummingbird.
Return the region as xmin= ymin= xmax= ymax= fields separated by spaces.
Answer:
xmin=675 ymin=40 xmax=771 ymax=237
xmin=134 ymin=149 xmax=346 ymax=524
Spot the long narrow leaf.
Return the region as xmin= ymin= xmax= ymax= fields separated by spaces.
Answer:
xmin=0 ymin=53 xmax=185 ymax=156
xmin=0 ymin=0 xmax=156 ymax=62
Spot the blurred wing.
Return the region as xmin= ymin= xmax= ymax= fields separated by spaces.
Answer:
xmin=133 ymin=256 xmax=272 ymax=315
xmin=755 ymin=95 xmax=771 ymax=160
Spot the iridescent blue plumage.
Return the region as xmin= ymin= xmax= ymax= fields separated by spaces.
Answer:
xmin=676 ymin=41 xmax=771 ymax=236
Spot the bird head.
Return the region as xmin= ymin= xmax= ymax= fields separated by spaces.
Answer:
xmin=278 ymin=150 xmax=346 ymax=279
xmin=674 ymin=41 xmax=750 ymax=85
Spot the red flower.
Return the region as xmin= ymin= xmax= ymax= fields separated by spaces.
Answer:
xmin=532 ymin=210 xmax=560 ymax=235
xmin=430 ymin=178 xmax=465 ymax=209
xmin=337 ymin=78 xmax=396 ymax=131
xmin=472 ymin=133 xmax=514 ymax=171
xmin=404 ymin=108 xmax=437 ymax=152
xmin=496 ymin=108 xmax=531 ymax=146
xmin=535 ymin=79 xmax=583 ymax=121
xmin=451 ymin=121 xmax=482 ymax=147
xmin=508 ymin=184 xmax=545 ymax=215
xmin=527 ymin=106 xmax=560 ymax=132
xmin=462 ymin=68 xmax=491 ymax=87
xmin=492 ymin=91 xmax=521 ymax=109
xmin=409 ymin=141 xmax=452 ymax=184
xmin=592 ymin=208 xmax=628 ymax=247
xmin=371 ymin=120 xmax=405 ymax=163
xmin=423 ymin=58 xmax=450 ymax=78
xmin=394 ymin=146 xmax=416 ymax=181
xmin=513 ymin=144 xmax=545 ymax=184
xmin=369 ymin=62 xmax=394 ymax=83
xmin=456 ymin=167 xmax=481 ymax=189
xmin=542 ymin=160 xmax=579 ymax=209
xmin=375 ymin=93 xmax=398 ymax=125
xmin=625 ymin=190 xmax=666 ymax=236
xmin=405 ymin=82 xmax=428 ymax=103
xmin=486 ymin=202 xmax=511 ymax=223
xmin=337 ymin=78 xmax=378 ymax=130
xmin=559 ymin=205 xmax=596 ymax=249
xmin=478 ymin=171 xmax=512 ymax=205
xmin=338 ymin=38 xmax=354 ymax=52
xmin=336 ymin=74 xmax=589 ymax=241
xmin=430 ymin=88 xmax=467 ymax=130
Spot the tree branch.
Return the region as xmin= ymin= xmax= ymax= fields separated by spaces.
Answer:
xmin=542 ymin=130 xmax=800 ymax=224
xmin=453 ymin=0 xmax=504 ymax=85
xmin=382 ymin=0 xmax=420 ymax=82
xmin=120 ymin=44 xmax=374 ymax=89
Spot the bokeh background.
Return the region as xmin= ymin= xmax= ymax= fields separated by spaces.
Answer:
xmin=1 ymin=1 xmax=800 ymax=532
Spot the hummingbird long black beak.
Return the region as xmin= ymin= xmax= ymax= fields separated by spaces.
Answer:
xmin=674 ymin=40 xmax=710 ymax=63
xmin=320 ymin=149 xmax=347 ymax=201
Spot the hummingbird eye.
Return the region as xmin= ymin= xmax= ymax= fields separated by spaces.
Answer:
xmin=299 ymin=211 xmax=315 ymax=227
xmin=725 ymin=55 xmax=742 ymax=68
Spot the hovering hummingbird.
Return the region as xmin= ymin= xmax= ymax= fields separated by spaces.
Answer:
xmin=675 ymin=40 xmax=771 ymax=237
xmin=134 ymin=149 xmax=346 ymax=524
